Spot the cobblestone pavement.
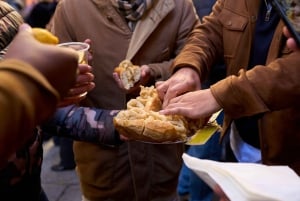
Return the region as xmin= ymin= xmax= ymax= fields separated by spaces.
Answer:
xmin=41 ymin=139 xmax=82 ymax=201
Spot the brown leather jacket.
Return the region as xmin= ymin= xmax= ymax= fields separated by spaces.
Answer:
xmin=173 ymin=0 xmax=300 ymax=175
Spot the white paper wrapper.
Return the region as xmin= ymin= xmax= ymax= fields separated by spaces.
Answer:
xmin=182 ymin=153 xmax=300 ymax=201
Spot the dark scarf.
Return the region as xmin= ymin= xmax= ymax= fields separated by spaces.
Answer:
xmin=112 ymin=0 xmax=154 ymax=21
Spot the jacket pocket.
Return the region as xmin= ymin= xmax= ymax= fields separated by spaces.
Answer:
xmin=218 ymin=8 xmax=248 ymax=59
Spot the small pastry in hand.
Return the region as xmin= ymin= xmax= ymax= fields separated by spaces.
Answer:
xmin=114 ymin=60 xmax=141 ymax=90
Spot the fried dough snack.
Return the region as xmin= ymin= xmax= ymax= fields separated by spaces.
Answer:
xmin=114 ymin=60 xmax=141 ymax=90
xmin=113 ymin=86 xmax=207 ymax=143
xmin=32 ymin=28 xmax=59 ymax=45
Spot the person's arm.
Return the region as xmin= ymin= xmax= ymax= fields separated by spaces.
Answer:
xmin=171 ymin=0 xmax=224 ymax=77
xmin=160 ymin=46 xmax=300 ymax=120
xmin=41 ymin=105 xmax=123 ymax=147
xmin=209 ymin=48 xmax=300 ymax=120
xmin=156 ymin=0 xmax=224 ymax=108
xmin=0 ymin=23 xmax=78 ymax=168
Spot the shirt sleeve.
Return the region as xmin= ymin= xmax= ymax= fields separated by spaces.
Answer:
xmin=41 ymin=105 xmax=123 ymax=147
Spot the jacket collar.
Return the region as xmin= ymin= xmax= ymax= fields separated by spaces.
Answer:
xmin=126 ymin=0 xmax=175 ymax=59
xmin=90 ymin=0 xmax=175 ymax=60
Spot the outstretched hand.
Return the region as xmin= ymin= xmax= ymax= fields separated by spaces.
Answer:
xmin=159 ymin=89 xmax=221 ymax=119
xmin=5 ymin=23 xmax=78 ymax=98
xmin=155 ymin=67 xmax=201 ymax=108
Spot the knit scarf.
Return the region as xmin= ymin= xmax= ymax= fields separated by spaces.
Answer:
xmin=112 ymin=0 xmax=154 ymax=21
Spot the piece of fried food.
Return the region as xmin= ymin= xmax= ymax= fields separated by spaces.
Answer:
xmin=114 ymin=60 xmax=141 ymax=90
xmin=113 ymin=86 xmax=207 ymax=143
xmin=32 ymin=28 xmax=59 ymax=45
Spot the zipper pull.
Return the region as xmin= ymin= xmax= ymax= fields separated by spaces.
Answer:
xmin=265 ymin=3 xmax=272 ymax=21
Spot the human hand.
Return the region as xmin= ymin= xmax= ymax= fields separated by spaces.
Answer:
xmin=58 ymin=39 xmax=94 ymax=106
xmin=4 ymin=23 xmax=78 ymax=98
xmin=283 ymin=26 xmax=300 ymax=51
xmin=159 ymin=89 xmax=221 ymax=119
xmin=155 ymin=68 xmax=201 ymax=108
xmin=83 ymin=38 xmax=93 ymax=62
xmin=58 ymin=63 xmax=95 ymax=107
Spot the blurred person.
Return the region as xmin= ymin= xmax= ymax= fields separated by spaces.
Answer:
xmin=0 ymin=22 xmax=78 ymax=163
xmin=25 ymin=0 xmax=58 ymax=28
xmin=46 ymin=0 xmax=200 ymax=200
xmin=24 ymin=0 xmax=76 ymax=172
xmin=158 ymin=0 xmax=300 ymax=181
xmin=0 ymin=22 xmax=80 ymax=200
xmin=49 ymin=136 xmax=76 ymax=171
xmin=0 ymin=2 xmax=94 ymax=200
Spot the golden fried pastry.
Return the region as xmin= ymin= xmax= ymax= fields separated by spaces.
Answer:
xmin=114 ymin=60 xmax=141 ymax=90
xmin=32 ymin=28 xmax=59 ymax=45
xmin=113 ymin=86 xmax=207 ymax=143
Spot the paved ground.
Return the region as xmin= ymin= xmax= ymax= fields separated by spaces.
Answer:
xmin=41 ymin=139 xmax=82 ymax=201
